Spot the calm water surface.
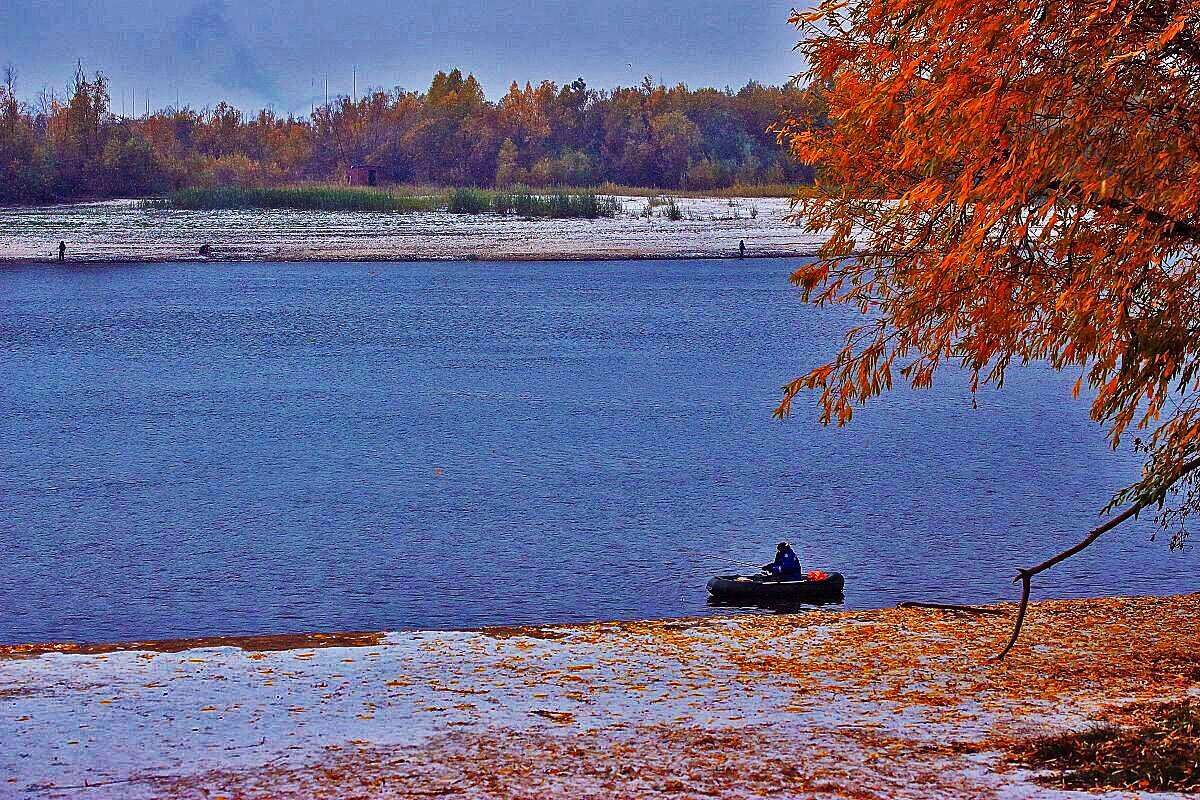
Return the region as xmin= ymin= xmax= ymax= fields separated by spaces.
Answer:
xmin=0 ymin=258 xmax=1192 ymax=643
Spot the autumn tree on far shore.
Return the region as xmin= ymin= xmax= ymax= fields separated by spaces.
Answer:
xmin=776 ymin=0 xmax=1200 ymax=654
xmin=0 ymin=65 xmax=818 ymax=204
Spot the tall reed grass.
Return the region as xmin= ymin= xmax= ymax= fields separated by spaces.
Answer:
xmin=146 ymin=186 xmax=441 ymax=212
xmin=589 ymin=182 xmax=799 ymax=198
xmin=492 ymin=192 xmax=620 ymax=219
xmin=447 ymin=188 xmax=492 ymax=214
xmin=147 ymin=185 xmax=621 ymax=218
xmin=448 ymin=188 xmax=619 ymax=218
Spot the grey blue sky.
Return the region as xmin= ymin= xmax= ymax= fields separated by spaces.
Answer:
xmin=3 ymin=0 xmax=802 ymax=116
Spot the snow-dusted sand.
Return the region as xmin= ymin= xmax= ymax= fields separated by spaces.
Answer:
xmin=2 ymin=595 xmax=1197 ymax=799
xmin=0 ymin=197 xmax=822 ymax=263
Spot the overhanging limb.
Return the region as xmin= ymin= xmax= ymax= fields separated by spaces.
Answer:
xmin=996 ymin=456 xmax=1200 ymax=660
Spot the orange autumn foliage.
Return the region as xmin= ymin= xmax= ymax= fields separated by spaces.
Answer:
xmin=776 ymin=0 xmax=1200 ymax=541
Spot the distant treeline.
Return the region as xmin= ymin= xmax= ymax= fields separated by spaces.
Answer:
xmin=0 ymin=65 xmax=825 ymax=204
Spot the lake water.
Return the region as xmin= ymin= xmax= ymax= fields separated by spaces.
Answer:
xmin=0 ymin=258 xmax=1192 ymax=644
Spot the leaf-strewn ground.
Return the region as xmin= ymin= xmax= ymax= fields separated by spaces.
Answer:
xmin=1 ymin=594 xmax=1197 ymax=798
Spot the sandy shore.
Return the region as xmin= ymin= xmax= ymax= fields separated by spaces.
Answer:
xmin=2 ymin=594 xmax=1198 ymax=799
xmin=0 ymin=196 xmax=822 ymax=264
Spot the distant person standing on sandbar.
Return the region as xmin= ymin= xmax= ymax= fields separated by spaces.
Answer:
xmin=739 ymin=240 xmax=745 ymax=259
xmin=58 ymin=241 xmax=65 ymax=262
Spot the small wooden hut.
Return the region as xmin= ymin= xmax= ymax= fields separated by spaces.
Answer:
xmin=347 ymin=165 xmax=379 ymax=187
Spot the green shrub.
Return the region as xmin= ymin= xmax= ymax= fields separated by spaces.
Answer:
xmin=663 ymin=196 xmax=683 ymax=221
xmin=492 ymin=192 xmax=514 ymax=215
xmin=492 ymin=192 xmax=619 ymax=219
xmin=447 ymin=188 xmax=492 ymax=214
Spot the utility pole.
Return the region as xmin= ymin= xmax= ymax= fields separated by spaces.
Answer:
xmin=352 ymin=66 xmax=356 ymax=103
xmin=325 ymin=75 xmax=329 ymax=109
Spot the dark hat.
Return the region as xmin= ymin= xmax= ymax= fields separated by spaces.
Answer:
xmin=777 ymin=541 xmax=788 ymax=549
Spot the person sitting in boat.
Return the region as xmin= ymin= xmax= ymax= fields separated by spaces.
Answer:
xmin=763 ymin=541 xmax=803 ymax=579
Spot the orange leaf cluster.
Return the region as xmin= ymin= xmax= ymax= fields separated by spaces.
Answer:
xmin=775 ymin=0 xmax=1200 ymax=521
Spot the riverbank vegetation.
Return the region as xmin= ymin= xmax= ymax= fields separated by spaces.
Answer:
xmin=0 ymin=64 xmax=821 ymax=205
xmin=778 ymin=0 xmax=1200 ymax=654
xmin=149 ymin=185 xmax=441 ymax=212
xmin=446 ymin=188 xmax=622 ymax=218
xmin=143 ymin=185 xmax=623 ymax=218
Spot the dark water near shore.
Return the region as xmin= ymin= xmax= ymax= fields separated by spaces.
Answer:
xmin=1 ymin=258 xmax=1193 ymax=644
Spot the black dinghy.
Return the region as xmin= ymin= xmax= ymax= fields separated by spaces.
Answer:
xmin=706 ymin=572 xmax=845 ymax=604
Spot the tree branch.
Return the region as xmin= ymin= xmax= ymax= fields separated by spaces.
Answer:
xmin=1045 ymin=180 xmax=1200 ymax=246
xmin=996 ymin=455 xmax=1200 ymax=660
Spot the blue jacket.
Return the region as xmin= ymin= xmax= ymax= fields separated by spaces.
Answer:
xmin=766 ymin=546 xmax=802 ymax=577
